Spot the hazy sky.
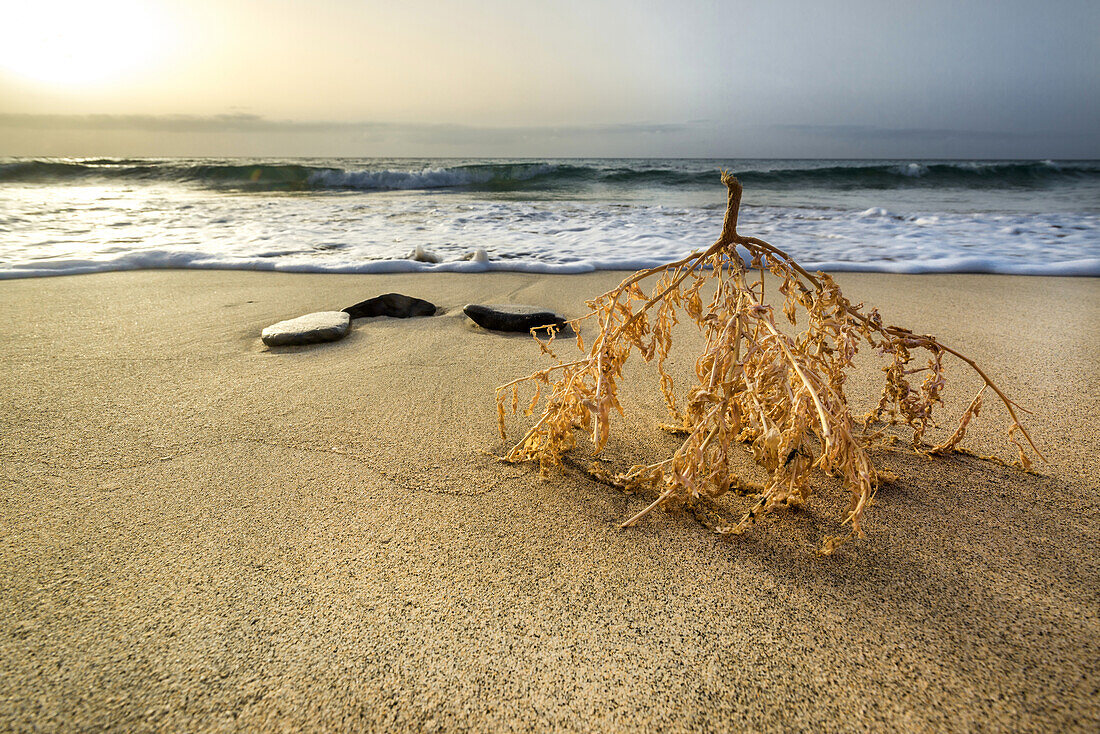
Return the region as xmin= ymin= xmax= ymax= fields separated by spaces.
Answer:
xmin=1 ymin=0 xmax=1097 ymax=157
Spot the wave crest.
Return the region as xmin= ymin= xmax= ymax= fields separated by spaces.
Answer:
xmin=2 ymin=158 xmax=1097 ymax=192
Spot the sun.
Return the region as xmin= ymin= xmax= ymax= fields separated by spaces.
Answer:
xmin=0 ymin=0 xmax=171 ymax=87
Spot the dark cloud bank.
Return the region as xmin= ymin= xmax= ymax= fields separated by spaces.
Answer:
xmin=1 ymin=113 xmax=1095 ymax=159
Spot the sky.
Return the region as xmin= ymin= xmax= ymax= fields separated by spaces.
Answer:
xmin=1 ymin=0 xmax=1097 ymax=158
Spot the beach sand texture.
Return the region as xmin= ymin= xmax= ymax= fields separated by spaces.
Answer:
xmin=1 ymin=270 xmax=1098 ymax=731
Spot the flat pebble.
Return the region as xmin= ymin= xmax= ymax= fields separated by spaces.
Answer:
xmin=261 ymin=311 xmax=350 ymax=347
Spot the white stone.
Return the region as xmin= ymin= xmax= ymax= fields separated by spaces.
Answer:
xmin=408 ymin=245 xmax=440 ymax=263
xmin=261 ymin=311 xmax=351 ymax=347
xmin=461 ymin=248 xmax=490 ymax=263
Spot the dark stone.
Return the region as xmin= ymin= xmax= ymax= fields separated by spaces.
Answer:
xmin=343 ymin=293 xmax=437 ymax=319
xmin=463 ymin=304 xmax=567 ymax=333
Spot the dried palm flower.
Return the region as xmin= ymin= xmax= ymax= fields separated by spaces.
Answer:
xmin=496 ymin=176 xmax=1041 ymax=552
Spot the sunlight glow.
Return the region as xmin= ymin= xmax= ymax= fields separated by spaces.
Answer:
xmin=0 ymin=1 xmax=171 ymax=87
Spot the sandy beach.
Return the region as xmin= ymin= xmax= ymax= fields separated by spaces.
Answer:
xmin=1 ymin=269 xmax=1097 ymax=731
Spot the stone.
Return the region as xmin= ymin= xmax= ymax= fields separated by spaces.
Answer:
xmin=261 ymin=311 xmax=350 ymax=347
xmin=343 ymin=293 xmax=437 ymax=319
xmin=463 ymin=304 xmax=567 ymax=333
xmin=460 ymin=248 xmax=490 ymax=263
xmin=408 ymin=245 xmax=440 ymax=263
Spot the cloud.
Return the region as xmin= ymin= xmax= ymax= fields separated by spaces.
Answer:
xmin=0 ymin=113 xmax=687 ymax=139
xmin=771 ymin=124 xmax=1036 ymax=143
xmin=753 ymin=123 xmax=1098 ymax=158
xmin=3 ymin=114 xmax=1093 ymax=158
xmin=0 ymin=113 xmax=698 ymax=156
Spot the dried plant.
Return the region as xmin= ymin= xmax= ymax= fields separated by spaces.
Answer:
xmin=495 ymin=175 xmax=1041 ymax=551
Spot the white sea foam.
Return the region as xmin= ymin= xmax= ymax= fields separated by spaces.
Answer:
xmin=1 ymin=173 xmax=1097 ymax=279
xmin=857 ymin=207 xmax=897 ymax=218
xmin=896 ymin=162 xmax=929 ymax=177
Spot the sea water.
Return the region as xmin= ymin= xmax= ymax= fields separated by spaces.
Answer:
xmin=0 ymin=158 xmax=1097 ymax=278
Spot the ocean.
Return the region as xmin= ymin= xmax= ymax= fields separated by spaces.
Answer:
xmin=1 ymin=157 xmax=1097 ymax=279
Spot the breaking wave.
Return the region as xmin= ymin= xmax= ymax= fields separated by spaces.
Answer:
xmin=2 ymin=158 xmax=1097 ymax=192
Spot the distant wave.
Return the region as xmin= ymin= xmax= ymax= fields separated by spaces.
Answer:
xmin=0 ymin=160 xmax=573 ymax=191
xmin=737 ymin=160 xmax=1100 ymax=189
xmin=0 ymin=160 xmax=330 ymax=190
xmin=2 ymin=158 xmax=1098 ymax=192
xmin=2 ymin=158 xmax=1100 ymax=192
xmin=307 ymin=162 xmax=571 ymax=190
